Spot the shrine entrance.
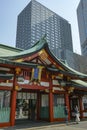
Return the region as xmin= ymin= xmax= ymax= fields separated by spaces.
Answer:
xmin=15 ymin=92 xmax=37 ymax=121
xmin=70 ymin=96 xmax=80 ymax=119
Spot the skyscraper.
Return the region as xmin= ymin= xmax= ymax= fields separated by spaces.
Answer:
xmin=16 ymin=0 xmax=73 ymax=59
xmin=77 ymin=0 xmax=87 ymax=56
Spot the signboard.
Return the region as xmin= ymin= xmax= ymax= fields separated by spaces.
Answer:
xmin=34 ymin=68 xmax=39 ymax=79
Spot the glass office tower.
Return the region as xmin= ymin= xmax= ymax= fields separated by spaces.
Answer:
xmin=77 ymin=0 xmax=87 ymax=56
xmin=16 ymin=0 xmax=73 ymax=59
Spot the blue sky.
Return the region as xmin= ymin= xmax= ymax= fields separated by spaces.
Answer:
xmin=0 ymin=0 xmax=81 ymax=54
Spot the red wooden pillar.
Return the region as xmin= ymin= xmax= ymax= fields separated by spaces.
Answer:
xmin=49 ymin=77 xmax=53 ymax=122
xmin=37 ymin=92 xmax=41 ymax=120
xmin=65 ymin=92 xmax=70 ymax=120
xmin=79 ymin=96 xmax=83 ymax=119
xmin=10 ymin=74 xmax=17 ymax=126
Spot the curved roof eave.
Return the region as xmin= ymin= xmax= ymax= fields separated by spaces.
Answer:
xmin=0 ymin=36 xmax=48 ymax=60
xmin=71 ymin=79 xmax=87 ymax=87
xmin=0 ymin=36 xmax=87 ymax=79
xmin=45 ymin=46 xmax=87 ymax=79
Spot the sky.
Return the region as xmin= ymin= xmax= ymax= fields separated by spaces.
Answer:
xmin=0 ymin=0 xmax=81 ymax=54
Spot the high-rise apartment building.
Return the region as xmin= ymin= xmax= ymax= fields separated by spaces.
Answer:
xmin=77 ymin=0 xmax=87 ymax=56
xmin=16 ymin=0 xmax=73 ymax=59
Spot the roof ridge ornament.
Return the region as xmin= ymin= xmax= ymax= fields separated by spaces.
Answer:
xmin=42 ymin=34 xmax=47 ymax=40
xmin=39 ymin=34 xmax=47 ymax=45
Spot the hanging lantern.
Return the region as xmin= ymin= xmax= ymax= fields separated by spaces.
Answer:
xmin=6 ymin=80 xmax=9 ymax=83
xmin=15 ymin=85 xmax=22 ymax=91
xmin=15 ymin=67 xmax=21 ymax=75
xmin=15 ymin=85 xmax=19 ymax=91
xmin=68 ymin=87 xmax=74 ymax=94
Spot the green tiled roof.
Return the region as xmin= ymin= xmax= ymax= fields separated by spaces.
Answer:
xmin=46 ymin=51 xmax=87 ymax=78
xmin=0 ymin=57 xmax=37 ymax=68
xmin=0 ymin=36 xmax=87 ymax=80
xmin=71 ymin=80 xmax=87 ymax=87
xmin=57 ymin=57 xmax=87 ymax=78
xmin=0 ymin=36 xmax=47 ymax=59
xmin=0 ymin=44 xmax=23 ymax=57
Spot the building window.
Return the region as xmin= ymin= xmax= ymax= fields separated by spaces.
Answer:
xmin=0 ymin=90 xmax=11 ymax=122
xmin=53 ymin=94 xmax=65 ymax=118
xmin=40 ymin=94 xmax=49 ymax=118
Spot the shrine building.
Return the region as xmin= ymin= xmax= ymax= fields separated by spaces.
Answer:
xmin=0 ymin=36 xmax=87 ymax=127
